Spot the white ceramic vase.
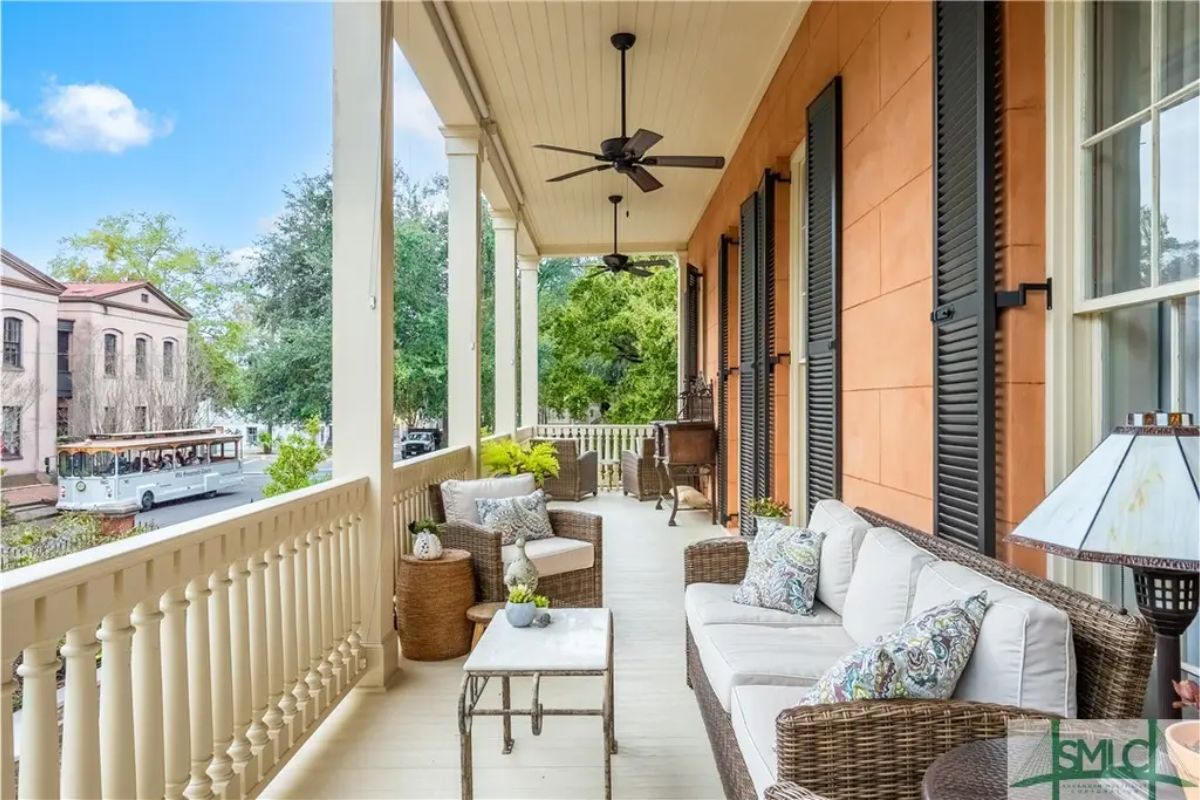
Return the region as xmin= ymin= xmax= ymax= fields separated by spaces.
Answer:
xmin=504 ymin=537 xmax=539 ymax=591
xmin=412 ymin=531 xmax=443 ymax=561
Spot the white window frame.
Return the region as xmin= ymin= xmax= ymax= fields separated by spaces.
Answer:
xmin=1046 ymin=1 xmax=1199 ymax=670
xmin=788 ymin=140 xmax=808 ymax=526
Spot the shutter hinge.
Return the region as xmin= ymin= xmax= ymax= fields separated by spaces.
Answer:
xmin=769 ymin=352 xmax=791 ymax=365
xmin=996 ymin=278 xmax=1053 ymax=311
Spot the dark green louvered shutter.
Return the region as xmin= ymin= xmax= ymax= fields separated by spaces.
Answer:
xmin=717 ymin=234 xmax=733 ymax=524
xmin=738 ymin=173 xmax=776 ymax=535
xmin=931 ymin=0 xmax=1001 ymax=555
xmin=805 ymin=78 xmax=843 ymax=515
xmin=684 ymin=265 xmax=701 ymax=379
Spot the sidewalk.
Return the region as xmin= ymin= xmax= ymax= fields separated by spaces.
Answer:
xmin=1 ymin=482 xmax=58 ymax=507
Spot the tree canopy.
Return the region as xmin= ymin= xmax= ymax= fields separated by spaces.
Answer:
xmin=540 ymin=264 xmax=678 ymax=423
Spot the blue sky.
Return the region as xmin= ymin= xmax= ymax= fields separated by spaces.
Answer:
xmin=1 ymin=1 xmax=446 ymax=271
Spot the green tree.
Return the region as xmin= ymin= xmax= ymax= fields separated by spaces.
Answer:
xmin=49 ymin=212 xmax=250 ymax=412
xmin=262 ymin=417 xmax=326 ymax=497
xmin=540 ymin=264 xmax=678 ymax=423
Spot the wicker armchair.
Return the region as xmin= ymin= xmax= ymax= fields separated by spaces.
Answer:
xmin=621 ymin=437 xmax=660 ymax=500
xmin=428 ymin=484 xmax=603 ymax=607
xmin=683 ymin=508 xmax=1156 ymax=800
xmin=535 ymin=438 xmax=598 ymax=501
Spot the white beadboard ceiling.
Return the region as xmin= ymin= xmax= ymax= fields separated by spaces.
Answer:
xmin=397 ymin=1 xmax=803 ymax=257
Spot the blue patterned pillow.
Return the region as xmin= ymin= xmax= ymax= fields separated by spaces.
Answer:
xmin=732 ymin=524 xmax=825 ymax=614
xmin=476 ymin=490 xmax=555 ymax=545
xmin=803 ymin=591 xmax=989 ymax=704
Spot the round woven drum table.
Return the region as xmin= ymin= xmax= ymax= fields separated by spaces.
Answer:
xmin=922 ymin=738 xmax=1007 ymax=800
xmin=397 ymin=548 xmax=475 ymax=661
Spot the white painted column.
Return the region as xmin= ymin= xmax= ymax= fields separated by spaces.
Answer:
xmin=493 ymin=213 xmax=518 ymax=436
xmin=519 ymin=256 xmax=540 ymax=428
xmin=444 ymin=125 xmax=483 ymax=467
xmin=331 ymin=0 xmax=398 ymax=689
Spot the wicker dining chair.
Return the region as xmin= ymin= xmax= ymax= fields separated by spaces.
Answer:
xmin=534 ymin=438 xmax=599 ymax=501
xmin=427 ymin=483 xmax=603 ymax=607
xmin=621 ymin=437 xmax=660 ymax=500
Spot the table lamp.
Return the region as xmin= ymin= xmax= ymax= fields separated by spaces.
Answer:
xmin=1009 ymin=411 xmax=1199 ymax=719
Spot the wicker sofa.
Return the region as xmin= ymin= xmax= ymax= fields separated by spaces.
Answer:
xmin=621 ymin=437 xmax=660 ymax=500
xmin=684 ymin=502 xmax=1155 ymax=800
xmin=429 ymin=479 xmax=603 ymax=607
xmin=534 ymin=438 xmax=599 ymax=501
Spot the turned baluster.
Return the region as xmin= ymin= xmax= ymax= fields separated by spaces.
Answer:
xmin=246 ymin=547 xmax=271 ymax=770
xmin=17 ymin=640 xmax=60 ymax=800
xmin=263 ymin=537 xmax=287 ymax=760
xmin=207 ymin=569 xmax=236 ymax=794
xmin=227 ymin=559 xmax=256 ymax=784
xmin=184 ymin=577 xmax=215 ymax=800
xmin=292 ymin=529 xmax=314 ymax=729
xmin=337 ymin=514 xmax=355 ymax=676
xmin=99 ymin=611 xmax=137 ymax=799
xmin=132 ymin=598 xmax=166 ymax=800
xmin=305 ymin=527 xmax=326 ymax=712
xmin=277 ymin=536 xmax=300 ymax=746
xmin=326 ymin=518 xmax=346 ymax=688
xmin=347 ymin=513 xmax=364 ymax=670
xmin=1 ymin=658 xmax=15 ymax=800
xmin=60 ymin=625 xmax=101 ymax=799
xmin=160 ymin=587 xmax=191 ymax=800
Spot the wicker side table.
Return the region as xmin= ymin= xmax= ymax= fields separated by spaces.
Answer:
xmin=397 ymin=548 xmax=475 ymax=661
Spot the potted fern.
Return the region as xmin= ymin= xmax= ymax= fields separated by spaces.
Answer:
xmin=480 ymin=439 xmax=560 ymax=487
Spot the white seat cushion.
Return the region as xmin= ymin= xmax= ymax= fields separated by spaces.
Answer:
xmin=442 ymin=474 xmax=536 ymax=524
xmin=692 ymin=622 xmax=856 ymax=711
xmin=685 ymin=583 xmax=842 ymax=630
xmin=911 ymin=561 xmax=1077 ymax=717
xmin=807 ymin=500 xmax=870 ymax=614
xmin=841 ymin=527 xmax=938 ymax=644
xmin=731 ymin=685 xmax=808 ymax=799
xmin=501 ymin=536 xmax=594 ymax=578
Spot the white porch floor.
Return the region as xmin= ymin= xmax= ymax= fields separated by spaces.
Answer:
xmin=264 ymin=492 xmax=727 ymax=800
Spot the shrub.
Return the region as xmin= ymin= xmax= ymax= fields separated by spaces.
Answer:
xmin=258 ymin=430 xmax=275 ymax=454
xmin=263 ymin=417 xmax=327 ymax=498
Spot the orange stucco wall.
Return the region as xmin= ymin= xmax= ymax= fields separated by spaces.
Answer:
xmin=689 ymin=1 xmax=1048 ymax=575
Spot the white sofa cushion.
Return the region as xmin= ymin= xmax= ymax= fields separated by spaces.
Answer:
xmin=731 ymin=685 xmax=807 ymax=799
xmin=441 ymin=474 xmax=536 ymax=524
xmin=501 ymin=536 xmax=593 ymax=578
xmin=911 ymin=561 xmax=1077 ymax=717
xmin=685 ymin=583 xmax=842 ymax=630
xmin=691 ymin=622 xmax=856 ymax=711
xmin=841 ymin=527 xmax=937 ymax=644
xmin=807 ymin=500 xmax=870 ymax=614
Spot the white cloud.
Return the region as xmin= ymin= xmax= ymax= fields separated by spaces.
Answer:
xmin=255 ymin=213 xmax=280 ymax=235
xmin=35 ymin=82 xmax=172 ymax=153
xmin=228 ymin=246 xmax=259 ymax=275
xmin=393 ymin=58 xmax=441 ymax=142
xmin=1 ymin=100 xmax=20 ymax=125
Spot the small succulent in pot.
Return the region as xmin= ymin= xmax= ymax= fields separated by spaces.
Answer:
xmin=408 ymin=519 xmax=442 ymax=561
xmin=506 ymin=583 xmax=537 ymax=627
xmin=746 ymin=497 xmax=791 ymax=537
xmin=531 ymin=593 xmax=552 ymax=626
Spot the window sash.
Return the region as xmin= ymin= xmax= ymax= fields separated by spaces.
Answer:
xmin=3 ymin=318 xmax=22 ymax=368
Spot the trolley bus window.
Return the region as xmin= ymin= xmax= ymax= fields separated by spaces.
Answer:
xmin=119 ymin=450 xmax=142 ymax=474
xmin=93 ymin=451 xmax=116 ymax=477
xmin=211 ymin=441 xmax=238 ymax=461
xmin=195 ymin=443 xmax=209 ymax=463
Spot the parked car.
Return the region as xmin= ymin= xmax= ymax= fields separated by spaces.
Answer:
xmin=400 ymin=428 xmax=441 ymax=459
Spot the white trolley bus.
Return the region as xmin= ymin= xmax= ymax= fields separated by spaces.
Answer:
xmin=57 ymin=428 xmax=244 ymax=512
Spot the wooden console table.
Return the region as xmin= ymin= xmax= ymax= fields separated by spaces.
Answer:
xmin=651 ymin=420 xmax=717 ymax=526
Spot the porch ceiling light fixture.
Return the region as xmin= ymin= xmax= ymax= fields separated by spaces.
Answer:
xmin=533 ymin=32 xmax=726 ymax=193
xmin=1009 ymin=411 xmax=1200 ymax=719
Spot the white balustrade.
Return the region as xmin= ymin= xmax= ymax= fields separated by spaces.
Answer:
xmin=534 ymin=424 xmax=656 ymax=490
xmin=390 ymin=445 xmax=472 ymax=556
xmin=0 ymin=476 xmax=369 ymax=800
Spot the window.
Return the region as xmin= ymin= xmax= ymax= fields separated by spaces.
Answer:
xmin=140 ymin=292 xmax=149 ymax=304
xmin=103 ymin=406 xmax=117 ymax=432
xmin=57 ymin=329 xmax=71 ymax=373
xmin=3 ymin=317 xmax=22 ymax=368
xmin=1087 ymin=0 xmax=1198 ymax=297
xmin=163 ymin=340 xmax=175 ymax=380
xmin=134 ymin=405 xmax=148 ymax=431
xmin=103 ymin=333 xmax=118 ymax=377
xmin=1 ymin=406 xmax=20 ymax=457
xmin=57 ymin=402 xmax=68 ymax=438
xmin=135 ymin=337 xmax=148 ymax=379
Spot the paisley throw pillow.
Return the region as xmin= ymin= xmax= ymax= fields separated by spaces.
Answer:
xmin=732 ymin=524 xmax=825 ymax=615
xmin=803 ymin=591 xmax=989 ymax=704
xmin=476 ymin=490 xmax=555 ymax=545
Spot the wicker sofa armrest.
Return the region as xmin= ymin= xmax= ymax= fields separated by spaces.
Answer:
xmin=774 ymin=700 xmax=1051 ymax=799
xmin=765 ymin=783 xmax=830 ymax=800
xmin=684 ymin=536 xmax=749 ymax=586
xmin=437 ymin=520 xmax=505 ymax=602
xmin=548 ymin=509 xmax=602 ymax=546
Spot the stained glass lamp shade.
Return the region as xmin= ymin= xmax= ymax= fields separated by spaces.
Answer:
xmin=1010 ymin=412 xmax=1199 ymax=718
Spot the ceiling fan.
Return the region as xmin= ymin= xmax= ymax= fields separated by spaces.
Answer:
xmin=535 ymin=32 xmax=726 ymax=193
xmin=584 ymin=195 xmax=672 ymax=279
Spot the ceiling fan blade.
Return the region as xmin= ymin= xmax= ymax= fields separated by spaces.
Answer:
xmin=547 ymin=164 xmax=613 ymax=183
xmin=534 ymin=143 xmax=605 ymax=159
xmin=622 ymin=128 xmax=663 ymax=159
xmin=640 ymin=155 xmax=726 ymax=169
xmin=624 ymin=266 xmax=653 ymax=278
xmin=580 ymin=267 xmax=608 ymax=281
xmin=627 ymin=165 xmax=663 ymax=192
xmin=626 ymin=258 xmax=672 ymax=269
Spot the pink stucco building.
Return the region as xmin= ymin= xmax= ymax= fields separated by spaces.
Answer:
xmin=1 ymin=249 xmax=191 ymax=480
